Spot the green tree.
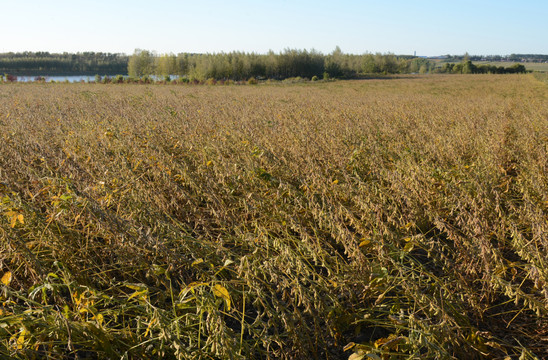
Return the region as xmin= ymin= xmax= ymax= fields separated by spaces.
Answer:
xmin=361 ymin=54 xmax=378 ymax=73
xmin=128 ymin=49 xmax=155 ymax=77
xmin=155 ymin=54 xmax=177 ymax=78
xmin=462 ymin=60 xmax=476 ymax=74
xmin=508 ymin=63 xmax=526 ymax=73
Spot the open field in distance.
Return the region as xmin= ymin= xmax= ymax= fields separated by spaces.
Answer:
xmin=0 ymin=75 xmax=547 ymax=359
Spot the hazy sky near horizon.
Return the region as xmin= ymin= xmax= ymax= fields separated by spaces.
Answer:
xmin=2 ymin=0 xmax=547 ymax=56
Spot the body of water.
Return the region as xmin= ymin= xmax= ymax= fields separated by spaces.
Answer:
xmin=11 ymin=75 xmax=180 ymax=83
xmin=14 ymin=75 xmax=116 ymax=83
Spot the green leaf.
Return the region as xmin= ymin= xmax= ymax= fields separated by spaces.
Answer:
xmin=60 ymin=194 xmax=73 ymax=201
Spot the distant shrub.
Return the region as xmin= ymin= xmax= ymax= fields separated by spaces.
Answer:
xmin=95 ymin=74 xmax=101 ymax=83
xmin=247 ymin=77 xmax=258 ymax=85
xmin=508 ymin=63 xmax=526 ymax=73
xmin=113 ymin=75 xmax=124 ymax=84
xmin=311 ymin=75 xmax=319 ymax=81
xmin=282 ymin=77 xmax=307 ymax=84
xmin=206 ymin=78 xmax=217 ymax=85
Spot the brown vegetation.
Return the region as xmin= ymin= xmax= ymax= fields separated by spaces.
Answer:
xmin=0 ymin=75 xmax=547 ymax=359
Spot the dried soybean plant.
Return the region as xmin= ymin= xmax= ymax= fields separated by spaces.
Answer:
xmin=0 ymin=75 xmax=546 ymax=359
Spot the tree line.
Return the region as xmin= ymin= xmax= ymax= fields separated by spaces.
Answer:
xmin=127 ymin=48 xmax=437 ymax=80
xmin=0 ymin=50 xmax=530 ymax=81
xmin=0 ymin=52 xmax=128 ymax=75
xmin=128 ymin=49 xmax=528 ymax=80
xmin=445 ymin=54 xmax=548 ymax=62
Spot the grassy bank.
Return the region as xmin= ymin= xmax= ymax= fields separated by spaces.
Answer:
xmin=0 ymin=75 xmax=547 ymax=359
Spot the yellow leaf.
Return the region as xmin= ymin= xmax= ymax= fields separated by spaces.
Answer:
xmin=17 ymin=328 xmax=29 ymax=350
xmin=72 ymin=292 xmax=84 ymax=307
xmin=4 ymin=210 xmax=23 ymax=228
xmin=125 ymin=284 xmax=146 ymax=291
xmin=213 ymin=284 xmax=231 ymax=310
xmin=359 ymin=239 xmax=371 ymax=247
xmin=403 ymin=242 xmax=415 ymax=252
xmin=17 ymin=335 xmax=25 ymax=349
xmin=144 ymin=318 xmax=157 ymax=337
xmin=206 ymin=160 xmax=213 ymax=166
xmin=213 ymin=284 xmax=229 ymax=298
xmin=332 ymin=179 xmax=339 ymax=184
xmin=191 ymin=258 xmax=204 ymax=266
xmin=374 ymin=337 xmax=389 ymax=348
xmin=128 ymin=289 xmax=148 ymax=301
xmin=1 ymin=271 xmax=12 ymax=286
xmin=343 ymin=342 xmax=356 ymax=351
xmin=10 ymin=214 xmax=17 ymax=228
xmin=94 ymin=313 xmax=104 ymax=326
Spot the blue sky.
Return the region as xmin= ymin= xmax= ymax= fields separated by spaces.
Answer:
xmin=2 ymin=0 xmax=547 ymax=56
